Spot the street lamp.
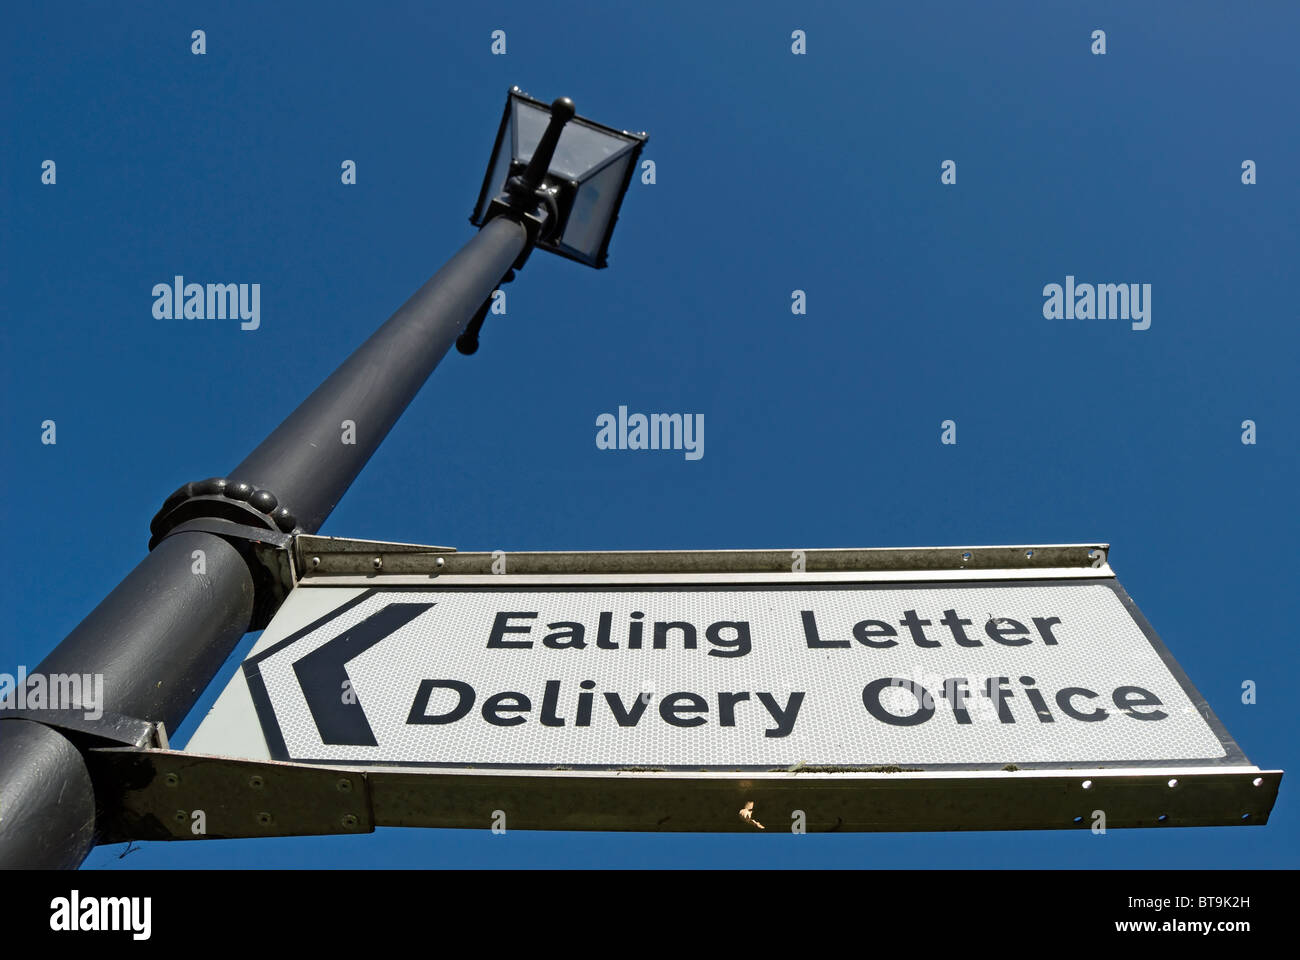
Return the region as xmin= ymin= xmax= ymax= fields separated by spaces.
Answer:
xmin=471 ymin=87 xmax=647 ymax=270
xmin=0 ymin=88 xmax=646 ymax=867
xmin=458 ymin=88 xmax=647 ymax=354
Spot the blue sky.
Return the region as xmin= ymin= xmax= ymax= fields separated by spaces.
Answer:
xmin=2 ymin=0 xmax=1297 ymax=868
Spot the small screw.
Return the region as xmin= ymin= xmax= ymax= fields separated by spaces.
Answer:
xmin=249 ymin=775 xmax=264 ymax=790
xmin=341 ymin=814 xmax=359 ymax=829
xmin=256 ymin=812 xmax=273 ymax=825
xmin=372 ymin=557 xmax=383 ymax=570
xmin=336 ymin=778 xmax=353 ymax=793
xmin=435 ymin=557 xmax=445 ymax=568
xmin=173 ymin=809 xmax=187 ymax=823
xmin=310 ymin=556 xmax=321 ymax=568
xmin=164 ymin=773 xmax=180 ymax=787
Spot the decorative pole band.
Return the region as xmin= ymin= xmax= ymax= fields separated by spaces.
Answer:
xmin=148 ymin=477 xmax=298 ymax=550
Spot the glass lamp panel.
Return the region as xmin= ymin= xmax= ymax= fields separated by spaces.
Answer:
xmin=479 ymin=119 xmax=514 ymax=220
xmin=512 ymin=97 xmax=637 ymax=180
xmin=550 ymin=120 xmax=637 ymax=179
xmin=511 ymin=98 xmax=552 ymax=165
xmin=471 ymin=100 xmax=518 ymax=224
xmin=559 ymin=154 xmax=634 ymax=263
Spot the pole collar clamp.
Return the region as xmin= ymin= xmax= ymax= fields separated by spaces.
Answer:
xmin=149 ymin=480 xmax=300 ymax=630
xmin=149 ymin=477 xmax=299 ymax=551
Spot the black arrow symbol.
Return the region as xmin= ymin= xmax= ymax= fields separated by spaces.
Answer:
xmin=291 ymin=602 xmax=434 ymax=746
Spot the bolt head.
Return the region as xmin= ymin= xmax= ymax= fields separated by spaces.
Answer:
xmin=195 ymin=477 xmax=227 ymax=496
xmin=250 ymin=490 xmax=278 ymax=513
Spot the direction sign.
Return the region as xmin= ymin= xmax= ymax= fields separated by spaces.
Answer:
xmin=174 ymin=538 xmax=1279 ymax=835
xmin=195 ymin=581 xmax=1238 ymax=769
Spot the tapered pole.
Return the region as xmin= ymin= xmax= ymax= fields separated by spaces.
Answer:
xmin=0 ymin=216 xmax=529 ymax=867
xmin=231 ymin=216 xmax=528 ymax=532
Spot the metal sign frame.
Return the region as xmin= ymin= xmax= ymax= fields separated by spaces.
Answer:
xmin=88 ymin=538 xmax=1281 ymax=840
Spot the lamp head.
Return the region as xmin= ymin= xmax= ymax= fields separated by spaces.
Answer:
xmin=471 ymin=87 xmax=648 ymax=269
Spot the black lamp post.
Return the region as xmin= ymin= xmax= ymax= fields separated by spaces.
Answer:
xmin=0 ymin=89 xmax=646 ymax=868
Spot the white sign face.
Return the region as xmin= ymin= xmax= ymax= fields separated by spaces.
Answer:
xmin=189 ymin=579 xmax=1242 ymax=770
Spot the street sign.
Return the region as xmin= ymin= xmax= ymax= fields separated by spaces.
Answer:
xmin=165 ymin=538 xmax=1281 ymax=836
xmin=194 ymin=581 xmax=1238 ymax=770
